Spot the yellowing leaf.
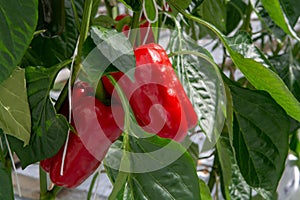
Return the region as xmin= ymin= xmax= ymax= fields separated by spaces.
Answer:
xmin=0 ymin=68 xmax=31 ymax=145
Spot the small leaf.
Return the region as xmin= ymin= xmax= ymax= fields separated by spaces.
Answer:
xmin=105 ymin=135 xmax=201 ymax=200
xmin=0 ymin=68 xmax=31 ymax=145
xmin=92 ymin=15 xmax=116 ymax=28
xmin=230 ymin=85 xmax=290 ymax=192
xmin=118 ymin=0 xmax=142 ymax=11
xmin=226 ymin=0 xmax=247 ymax=34
xmin=143 ymin=0 xmax=158 ymax=23
xmin=270 ymin=52 xmax=300 ymax=101
xmin=258 ymin=0 xmax=300 ymax=41
xmin=166 ymin=0 xmax=192 ymax=11
xmin=0 ymin=162 xmax=13 ymax=200
xmin=199 ymin=179 xmax=212 ymax=200
xmin=0 ymin=0 xmax=38 ymax=83
xmin=8 ymin=65 xmax=69 ymax=168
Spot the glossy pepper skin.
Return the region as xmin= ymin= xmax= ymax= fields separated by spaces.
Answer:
xmin=102 ymin=43 xmax=198 ymax=141
xmin=41 ymin=82 xmax=124 ymax=188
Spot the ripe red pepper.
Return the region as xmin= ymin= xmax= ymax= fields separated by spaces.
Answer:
xmin=41 ymin=82 xmax=124 ymax=188
xmin=102 ymin=43 xmax=198 ymax=141
xmin=115 ymin=14 xmax=155 ymax=45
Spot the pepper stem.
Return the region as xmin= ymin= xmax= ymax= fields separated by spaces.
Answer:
xmin=129 ymin=10 xmax=142 ymax=47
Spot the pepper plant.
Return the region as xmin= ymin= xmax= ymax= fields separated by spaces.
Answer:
xmin=0 ymin=0 xmax=300 ymax=199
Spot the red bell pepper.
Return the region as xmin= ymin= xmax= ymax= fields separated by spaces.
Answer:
xmin=102 ymin=43 xmax=198 ymax=141
xmin=40 ymin=82 xmax=124 ymax=188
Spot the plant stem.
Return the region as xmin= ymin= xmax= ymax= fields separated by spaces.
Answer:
xmin=54 ymin=0 xmax=93 ymax=111
xmin=129 ymin=10 xmax=142 ymax=46
xmin=87 ymin=172 xmax=99 ymax=200
xmin=39 ymin=166 xmax=48 ymax=197
xmin=106 ymin=75 xmax=132 ymax=200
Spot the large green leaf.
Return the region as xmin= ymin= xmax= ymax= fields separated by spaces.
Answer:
xmin=258 ymin=0 xmax=300 ymax=40
xmin=0 ymin=162 xmax=13 ymax=200
xmin=21 ymin=0 xmax=84 ymax=67
xmin=105 ymin=135 xmax=201 ymax=200
xmin=169 ymin=31 xmax=226 ymax=145
xmin=224 ymin=32 xmax=300 ymax=122
xmin=0 ymin=0 xmax=38 ymax=83
xmin=230 ymin=85 xmax=290 ymax=192
xmin=0 ymin=68 xmax=31 ymax=145
xmin=8 ymin=65 xmax=69 ymax=168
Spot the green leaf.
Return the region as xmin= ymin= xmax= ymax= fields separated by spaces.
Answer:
xmin=105 ymin=135 xmax=201 ymax=200
xmin=184 ymin=138 xmax=199 ymax=166
xmin=92 ymin=15 xmax=116 ymax=28
xmin=169 ymin=31 xmax=226 ymax=145
xmin=226 ymin=0 xmax=247 ymax=34
xmin=118 ymin=0 xmax=142 ymax=11
xmin=230 ymin=85 xmax=290 ymax=192
xmin=0 ymin=162 xmax=13 ymax=200
xmin=280 ymin=0 xmax=300 ymax=26
xmin=290 ymin=131 xmax=300 ymax=155
xmin=143 ymin=0 xmax=158 ymax=23
xmin=259 ymin=0 xmax=300 ymax=41
xmin=217 ymin=135 xmax=251 ymax=199
xmin=0 ymin=68 xmax=31 ymax=145
xmin=82 ymin=26 xmax=136 ymax=83
xmin=21 ymin=0 xmax=84 ymax=67
xmin=195 ymin=0 xmax=227 ymax=33
xmin=199 ymin=179 xmax=212 ymax=200
xmin=168 ymin=0 xmax=300 ymax=123
xmin=8 ymin=65 xmax=69 ymax=168
xmin=166 ymin=0 xmax=192 ymax=11
xmin=0 ymin=0 xmax=38 ymax=83
xmin=270 ymin=53 xmax=300 ymax=101
xmin=226 ymin=32 xmax=274 ymax=69
xmin=224 ymin=32 xmax=300 ymax=123
xmin=254 ymin=3 xmax=286 ymax=40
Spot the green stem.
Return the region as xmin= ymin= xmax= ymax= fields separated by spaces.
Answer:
xmin=39 ymin=166 xmax=48 ymax=197
xmin=51 ymin=185 xmax=62 ymax=196
xmin=106 ymin=75 xmax=131 ymax=134
xmin=54 ymin=0 xmax=93 ymax=111
xmin=71 ymin=0 xmax=81 ymax=32
xmin=240 ymin=1 xmax=252 ymax=33
xmin=106 ymin=75 xmax=132 ymax=200
xmin=129 ymin=10 xmax=142 ymax=46
xmin=87 ymin=172 xmax=99 ymax=200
